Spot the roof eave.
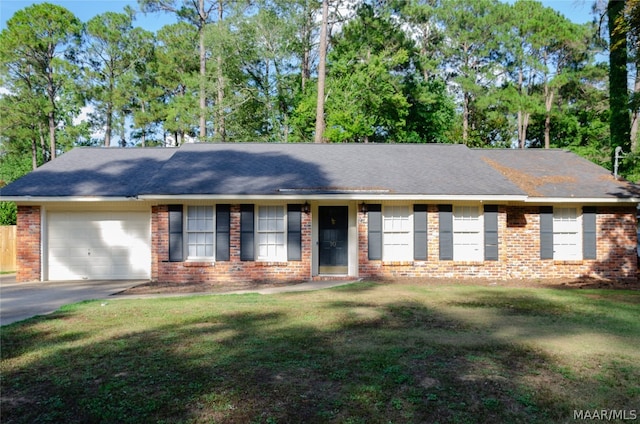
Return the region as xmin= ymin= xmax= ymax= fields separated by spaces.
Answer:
xmin=0 ymin=196 xmax=142 ymax=203
xmin=4 ymin=194 xmax=635 ymax=204
xmin=523 ymin=196 xmax=640 ymax=204
xmin=138 ymin=194 xmax=529 ymax=202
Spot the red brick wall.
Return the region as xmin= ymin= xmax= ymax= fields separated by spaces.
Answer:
xmin=501 ymin=206 xmax=637 ymax=280
xmin=358 ymin=205 xmax=508 ymax=280
xmin=14 ymin=203 xmax=638 ymax=283
xmin=16 ymin=206 xmax=41 ymax=282
xmin=153 ymin=204 xmax=312 ymax=284
xmin=593 ymin=206 xmax=638 ymax=279
xmin=357 ymin=205 xmax=637 ymax=281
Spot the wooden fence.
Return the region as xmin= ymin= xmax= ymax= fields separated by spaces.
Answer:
xmin=0 ymin=226 xmax=17 ymax=273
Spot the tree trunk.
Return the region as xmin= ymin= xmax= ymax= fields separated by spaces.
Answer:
xmin=46 ymin=46 xmax=56 ymax=160
xmin=302 ymin=46 xmax=310 ymax=91
xmin=140 ymin=101 xmax=147 ymax=147
xmin=38 ymin=122 xmax=47 ymax=164
xmin=105 ymin=101 xmax=112 ymax=147
xmin=462 ymin=92 xmax=470 ymax=144
xmin=48 ymin=108 xmax=56 ymax=159
xmin=314 ymin=0 xmax=328 ymax=144
xmin=300 ymin=7 xmax=313 ymax=91
xmin=198 ymin=0 xmax=207 ymax=140
xmin=608 ymin=0 xmax=631 ymax=157
xmin=517 ymin=110 xmax=530 ymax=149
xmin=31 ymin=134 xmax=38 ymax=170
xmin=522 ymin=112 xmax=530 ymax=148
xmin=544 ymin=83 xmax=554 ymax=149
xmin=631 ymin=66 xmax=640 ymax=152
xmin=517 ymin=68 xmax=527 ymax=148
xmin=216 ymin=0 xmax=226 ymax=141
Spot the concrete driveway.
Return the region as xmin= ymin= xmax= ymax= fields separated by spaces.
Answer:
xmin=0 ymin=274 xmax=142 ymax=326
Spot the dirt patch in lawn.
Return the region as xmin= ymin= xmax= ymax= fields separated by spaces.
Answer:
xmin=396 ymin=276 xmax=639 ymax=290
xmin=117 ymin=276 xmax=638 ymax=296
xmin=119 ymin=279 xmax=309 ymax=295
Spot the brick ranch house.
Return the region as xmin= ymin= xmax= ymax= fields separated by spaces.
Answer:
xmin=1 ymin=143 xmax=638 ymax=283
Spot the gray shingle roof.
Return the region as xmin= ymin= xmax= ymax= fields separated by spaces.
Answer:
xmin=1 ymin=143 xmax=637 ymax=200
xmin=0 ymin=147 xmax=176 ymax=197
xmin=139 ymin=143 xmax=524 ymax=196
xmin=476 ymin=149 xmax=639 ymax=199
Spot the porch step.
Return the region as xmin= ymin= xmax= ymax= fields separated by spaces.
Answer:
xmin=312 ymin=275 xmax=356 ymax=282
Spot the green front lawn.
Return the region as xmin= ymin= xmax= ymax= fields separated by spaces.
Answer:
xmin=1 ymin=282 xmax=639 ymax=423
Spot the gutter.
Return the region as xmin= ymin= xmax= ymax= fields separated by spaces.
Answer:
xmin=137 ymin=194 xmax=529 ymax=202
xmin=0 ymin=196 xmax=144 ymax=203
xmin=2 ymin=194 xmax=637 ymax=204
xmin=523 ymin=197 xmax=640 ymax=204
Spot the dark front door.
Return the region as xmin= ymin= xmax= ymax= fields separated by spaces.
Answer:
xmin=319 ymin=206 xmax=348 ymax=274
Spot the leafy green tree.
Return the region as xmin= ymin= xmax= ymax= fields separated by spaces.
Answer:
xmin=322 ymin=4 xmax=429 ymax=142
xmin=231 ymin=3 xmax=310 ymax=142
xmin=435 ymin=0 xmax=504 ymax=145
xmin=399 ymin=0 xmax=444 ymax=81
xmin=140 ymin=0 xmax=236 ymax=140
xmin=314 ymin=0 xmax=329 ymax=143
xmin=608 ymin=0 xmax=631 ymax=162
xmin=290 ymin=0 xmax=321 ymax=92
xmin=499 ymin=0 xmax=548 ymax=148
xmin=529 ymin=62 xmax=610 ymax=162
xmin=622 ymin=0 xmax=640 ymax=154
xmin=85 ymin=10 xmax=154 ymax=146
xmin=403 ymin=76 xmax=455 ymax=143
xmin=0 ymin=85 xmax=48 ymax=171
xmin=535 ymin=16 xmax=593 ymax=148
xmin=0 ymin=2 xmax=83 ymax=160
xmin=126 ymin=29 xmax=163 ymax=147
xmin=155 ymin=23 xmax=200 ymax=145
xmin=0 ymin=202 xmax=17 ymax=226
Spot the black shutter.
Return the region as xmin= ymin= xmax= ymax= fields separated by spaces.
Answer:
xmin=439 ymin=205 xmax=453 ymax=260
xmin=414 ymin=204 xmax=428 ymax=260
xmin=484 ymin=205 xmax=499 ymax=261
xmin=287 ymin=204 xmax=302 ymax=261
xmin=168 ymin=204 xmax=183 ymax=262
xmin=540 ymin=206 xmax=554 ymax=259
xmin=216 ymin=204 xmax=230 ymax=261
xmin=368 ymin=204 xmax=382 ymax=260
xmin=240 ymin=204 xmax=254 ymax=261
xmin=583 ymin=206 xmax=597 ymax=259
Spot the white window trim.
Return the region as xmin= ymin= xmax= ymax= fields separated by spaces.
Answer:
xmin=553 ymin=207 xmax=582 ymax=260
xmin=186 ymin=205 xmax=215 ymax=261
xmin=382 ymin=205 xmax=413 ymax=261
xmin=453 ymin=205 xmax=484 ymax=262
xmin=256 ymin=205 xmax=287 ymax=262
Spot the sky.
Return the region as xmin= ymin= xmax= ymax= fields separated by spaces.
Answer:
xmin=0 ymin=0 xmax=174 ymax=32
xmin=1 ymin=0 xmax=597 ymax=32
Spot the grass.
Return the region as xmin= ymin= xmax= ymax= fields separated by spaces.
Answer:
xmin=1 ymin=281 xmax=639 ymax=423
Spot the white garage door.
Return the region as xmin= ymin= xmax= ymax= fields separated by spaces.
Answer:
xmin=48 ymin=211 xmax=151 ymax=280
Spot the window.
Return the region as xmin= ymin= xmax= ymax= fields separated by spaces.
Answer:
xmin=553 ymin=207 xmax=581 ymax=260
xmin=187 ymin=206 xmax=214 ymax=258
xmin=453 ymin=205 xmax=483 ymax=261
xmin=382 ymin=205 xmax=412 ymax=261
xmin=257 ymin=205 xmax=286 ymax=261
